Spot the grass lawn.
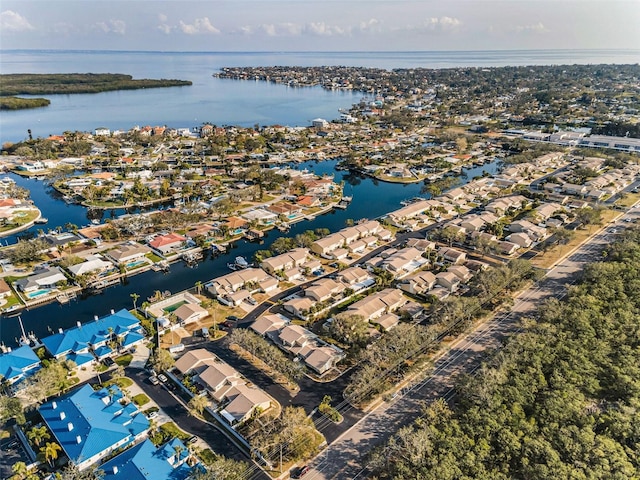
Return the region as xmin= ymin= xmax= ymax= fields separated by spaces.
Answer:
xmin=132 ymin=393 xmax=150 ymax=406
xmin=103 ymin=376 xmax=133 ymax=389
xmin=198 ymin=448 xmax=217 ymax=466
xmin=159 ymin=422 xmax=190 ymax=441
xmin=615 ymin=192 xmax=640 ymax=208
xmin=532 ymin=209 xmax=621 ymax=269
xmin=115 ymin=354 xmax=133 ymax=366
xmin=2 ymin=295 xmax=23 ymax=309
xmin=146 ymin=252 xmax=163 ymax=263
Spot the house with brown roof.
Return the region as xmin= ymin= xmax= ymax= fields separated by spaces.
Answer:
xmin=398 ymin=270 xmax=437 ymax=296
xmin=173 ymin=303 xmax=209 ymax=325
xmin=260 ymin=248 xmax=308 ymax=275
xmin=105 ymin=242 xmax=151 ymax=264
xmin=305 ymin=278 xmax=345 ymax=302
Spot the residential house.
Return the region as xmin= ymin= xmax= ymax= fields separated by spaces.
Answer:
xmin=398 ymin=270 xmax=437 ymax=296
xmin=39 ymin=384 xmax=149 ymax=470
xmin=439 ymin=247 xmax=467 ymax=264
xmin=173 ymin=303 xmax=209 ymax=325
xmin=283 ymin=296 xmax=315 ymax=319
xmin=382 ymin=247 xmax=428 ymax=275
xmin=242 ymin=209 xmax=278 ymax=225
xmin=105 ymin=242 xmax=151 ymax=264
xmin=207 ymin=268 xmax=270 ymax=297
xmin=302 ymin=345 xmax=344 ymax=375
xmin=305 ymin=278 xmax=345 ymax=302
xmin=497 ymin=241 xmax=520 ymax=255
xmin=14 ymin=266 xmax=67 ymax=293
xmin=447 ymin=265 xmax=473 ymax=283
xmin=435 ymin=271 xmax=461 ymax=292
xmin=41 ymin=309 xmax=144 ymax=367
xmin=67 ymin=254 xmax=114 ymax=277
xmin=345 ymin=288 xmax=406 ymax=322
xmin=0 ymin=345 xmax=41 ymax=390
xmin=149 ymin=233 xmax=187 ymax=254
xmin=370 ymin=313 xmax=401 ymax=331
xmin=310 ymin=233 xmax=346 ymax=257
xmin=505 ymin=232 xmax=533 ymax=248
xmin=250 ymin=314 xmax=289 ymax=337
xmin=0 ymin=278 xmax=12 ymax=299
xmin=260 ymin=248 xmax=309 ymax=275
xmin=337 ymin=266 xmax=372 ymax=288
xmin=100 ymin=439 xmax=195 ymax=480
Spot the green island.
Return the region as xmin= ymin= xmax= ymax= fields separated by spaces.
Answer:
xmin=0 ymin=96 xmax=50 ymax=110
xmin=0 ymin=73 xmax=192 ymax=110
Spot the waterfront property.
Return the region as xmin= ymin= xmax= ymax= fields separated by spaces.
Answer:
xmin=14 ymin=266 xmax=67 ymax=293
xmin=39 ymin=384 xmax=150 ymax=470
xmin=0 ymin=344 xmax=41 ymax=391
xmin=41 ymin=309 xmax=145 ymax=365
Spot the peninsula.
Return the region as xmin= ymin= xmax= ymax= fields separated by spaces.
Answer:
xmin=0 ymin=73 xmax=192 ymax=110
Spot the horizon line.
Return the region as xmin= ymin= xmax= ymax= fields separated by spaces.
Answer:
xmin=2 ymin=47 xmax=640 ymax=54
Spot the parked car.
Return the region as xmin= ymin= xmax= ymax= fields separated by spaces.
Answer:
xmin=188 ymin=435 xmax=198 ymax=444
xmin=292 ymin=466 xmax=310 ymax=478
xmin=149 ymin=376 xmax=160 ymax=385
xmin=226 ymin=315 xmax=240 ymax=322
xmin=147 ymin=410 xmax=158 ymax=419
xmin=157 ymin=374 xmax=168 ymax=383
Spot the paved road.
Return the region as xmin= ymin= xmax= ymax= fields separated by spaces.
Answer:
xmin=125 ymin=367 xmax=269 ymax=480
xmin=303 ymin=205 xmax=639 ymax=479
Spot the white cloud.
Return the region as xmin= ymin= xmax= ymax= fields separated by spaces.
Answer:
xmin=256 ymin=23 xmax=302 ymax=37
xmin=179 ymin=17 xmax=220 ymax=35
xmin=359 ymin=18 xmax=381 ymax=33
xmin=158 ymin=14 xmax=168 ymax=23
xmin=512 ymin=22 xmax=548 ymax=33
xmin=158 ymin=23 xmax=173 ymax=34
xmin=304 ymin=22 xmax=350 ymax=36
xmin=93 ymin=19 xmax=126 ymax=35
xmin=0 ymin=10 xmax=34 ymax=32
xmin=425 ymin=16 xmax=461 ymax=31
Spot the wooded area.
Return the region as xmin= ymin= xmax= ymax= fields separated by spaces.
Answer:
xmin=0 ymin=73 xmax=191 ymax=96
xmin=369 ymin=228 xmax=640 ymax=479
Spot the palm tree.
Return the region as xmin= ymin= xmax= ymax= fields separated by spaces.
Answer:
xmin=194 ymin=281 xmax=202 ymax=295
xmin=188 ymin=394 xmax=209 ymax=417
xmin=141 ymin=301 xmax=150 ymax=319
xmin=41 ymin=441 xmax=62 ymax=468
xmin=27 ymin=425 xmax=50 ymax=448
xmin=11 ymin=461 xmax=28 ymax=480
xmin=173 ymin=444 xmax=185 ymax=464
xmin=130 ymin=292 xmax=140 ymax=311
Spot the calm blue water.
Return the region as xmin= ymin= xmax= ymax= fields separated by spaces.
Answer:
xmin=2 ymin=49 xmax=639 ymax=144
xmin=0 ymin=158 xmax=499 ymax=344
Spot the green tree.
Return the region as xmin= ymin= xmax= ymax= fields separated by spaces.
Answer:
xmin=130 ymin=292 xmax=140 ymax=311
xmin=27 ymin=425 xmax=50 ymax=448
xmin=41 ymin=441 xmax=62 ymax=468
xmin=188 ymin=394 xmax=209 ymax=417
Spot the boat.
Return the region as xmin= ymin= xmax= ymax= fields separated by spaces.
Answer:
xmin=91 ymin=219 xmax=101 ymax=225
xmin=235 ymin=256 xmax=249 ymax=269
xmin=183 ymin=250 xmax=203 ymax=263
xmin=34 ymin=217 xmax=48 ymax=224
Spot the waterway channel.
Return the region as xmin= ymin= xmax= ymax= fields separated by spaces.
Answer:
xmin=0 ymin=159 xmax=500 ymax=345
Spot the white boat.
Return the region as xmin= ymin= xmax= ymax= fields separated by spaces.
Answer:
xmin=235 ymin=256 xmax=249 ymax=268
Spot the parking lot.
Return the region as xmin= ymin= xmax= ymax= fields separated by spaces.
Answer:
xmin=0 ymin=435 xmax=32 ymax=478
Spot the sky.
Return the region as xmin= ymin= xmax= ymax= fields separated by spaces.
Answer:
xmin=1 ymin=0 xmax=639 ymax=52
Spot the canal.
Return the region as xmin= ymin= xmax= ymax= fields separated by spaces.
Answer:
xmin=0 ymin=159 xmax=500 ymax=345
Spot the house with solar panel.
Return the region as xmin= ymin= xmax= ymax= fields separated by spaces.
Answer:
xmin=99 ymin=438 xmax=199 ymax=479
xmin=41 ymin=309 xmax=146 ymax=368
xmin=39 ymin=383 xmax=149 ymax=470
xmin=0 ymin=344 xmax=41 ymax=393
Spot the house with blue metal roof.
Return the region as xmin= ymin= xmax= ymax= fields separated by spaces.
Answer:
xmin=39 ymin=383 xmax=149 ymax=470
xmin=100 ymin=438 xmax=198 ymax=480
xmin=41 ymin=309 xmax=145 ymax=366
xmin=0 ymin=345 xmax=41 ymax=391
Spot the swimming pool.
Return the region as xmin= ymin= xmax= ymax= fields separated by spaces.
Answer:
xmin=163 ymin=300 xmax=187 ymax=313
xmin=126 ymin=260 xmax=147 ymax=269
xmin=26 ymin=288 xmax=52 ymax=299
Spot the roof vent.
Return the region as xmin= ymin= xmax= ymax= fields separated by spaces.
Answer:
xmin=76 ymin=435 xmax=82 ymax=444
xmin=60 ymin=411 xmax=66 ymax=420
xmin=52 ymin=401 xmax=57 ymax=409
xmin=58 ymin=328 xmax=64 ymax=334
xmin=113 ymin=466 xmax=119 ymax=474
xmin=111 ymin=309 xmax=115 ymax=314
xmin=67 ymin=422 xmax=74 ymax=431
xmin=94 ymin=315 xmax=99 ymax=321
xmin=77 ymin=321 xmax=82 ymax=328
